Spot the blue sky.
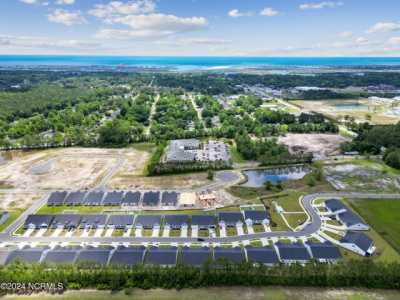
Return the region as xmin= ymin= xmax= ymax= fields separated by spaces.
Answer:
xmin=0 ymin=0 xmax=400 ymax=56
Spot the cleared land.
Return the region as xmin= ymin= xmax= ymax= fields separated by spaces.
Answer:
xmin=4 ymin=288 xmax=400 ymax=300
xmin=290 ymin=99 xmax=400 ymax=125
xmin=114 ymin=172 xmax=211 ymax=190
xmin=278 ymin=133 xmax=349 ymax=159
xmin=325 ymin=159 xmax=400 ymax=192
xmin=0 ymin=148 xmax=126 ymax=190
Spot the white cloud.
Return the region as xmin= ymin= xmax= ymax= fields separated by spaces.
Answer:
xmin=95 ymin=28 xmax=172 ymax=40
xmin=367 ymin=22 xmax=400 ymax=33
xmin=48 ymin=9 xmax=86 ymax=26
xmin=56 ymin=0 xmax=75 ymax=5
xmin=388 ymin=37 xmax=400 ymax=45
xmin=355 ymin=37 xmax=369 ymax=45
xmin=0 ymin=34 xmax=101 ymax=51
xmin=260 ymin=7 xmax=279 ymax=17
xmin=112 ymin=13 xmax=207 ymax=31
xmin=299 ymin=1 xmax=343 ymax=10
xmin=19 ymin=0 xmax=49 ymax=5
xmin=88 ymin=0 xmax=155 ymax=20
xmin=158 ymin=38 xmax=232 ymax=47
xmin=338 ymin=31 xmax=353 ymax=38
xmin=228 ymin=9 xmax=253 ymax=18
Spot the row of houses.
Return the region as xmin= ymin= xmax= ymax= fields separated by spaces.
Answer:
xmin=323 ymin=199 xmax=375 ymax=256
xmin=47 ymin=190 xmax=180 ymax=207
xmin=324 ymin=199 xmax=369 ymax=231
xmin=0 ymin=242 xmax=342 ymax=267
xmin=23 ymin=210 xmax=270 ymax=230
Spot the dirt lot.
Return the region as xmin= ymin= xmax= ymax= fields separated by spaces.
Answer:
xmin=109 ymin=172 xmax=211 ymax=190
xmin=278 ymin=133 xmax=349 ymax=159
xmin=0 ymin=148 xmax=146 ymax=190
xmin=291 ymin=99 xmax=400 ymax=125
xmin=0 ymin=192 xmax=43 ymax=210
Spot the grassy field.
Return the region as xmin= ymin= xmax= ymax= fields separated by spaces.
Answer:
xmin=347 ymin=198 xmax=400 ymax=256
xmin=0 ymin=209 xmax=23 ymax=232
xmin=283 ymin=213 xmax=308 ymax=229
xmin=5 ymin=287 xmax=400 ymax=300
xmin=37 ymin=205 xmax=110 ymax=214
xmin=229 ymin=145 xmax=246 ymax=164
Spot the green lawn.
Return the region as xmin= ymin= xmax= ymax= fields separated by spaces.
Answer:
xmin=229 ymin=145 xmax=246 ymax=163
xmin=0 ymin=209 xmax=23 ymax=232
xmin=37 ymin=205 xmax=112 ymax=214
xmin=284 ymin=213 xmax=308 ymax=229
xmin=347 ymin=198 xmax=400 ymax=257
xmin=5 ymin=287 xmax=400 ymax=300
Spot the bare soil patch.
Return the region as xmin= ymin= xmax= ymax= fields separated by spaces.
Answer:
xmin=278 ymin=133 xmax=349 ymax=159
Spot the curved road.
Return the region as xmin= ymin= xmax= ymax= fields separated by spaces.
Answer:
xmin=1 ymin=192 xmax=399 ymax=245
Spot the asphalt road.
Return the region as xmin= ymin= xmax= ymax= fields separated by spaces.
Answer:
xmin=1 ymin=192 xmax=399 ymax=245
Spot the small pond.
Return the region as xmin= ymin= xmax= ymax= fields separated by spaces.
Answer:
xmin=241 ymin=166 xmax=310 ymax=187
xmin=332 ymin=102 xmax=368 ymax=111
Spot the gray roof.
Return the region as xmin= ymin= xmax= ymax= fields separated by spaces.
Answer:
xmin=51 ymin=214 xmax=81 ymax=229
xmin=214 ymin=247 xmax=244 ymax=264
xmin=142 ymin=191 xmax=160 ymax=206
xmin=6 ymin=247 xmax=45 ymax=265
xmin=135 ymin=215 xmax=162 ymax=228
xmin=161 ymin=192 xmax=179 ymax=206
xmin=43 ymin=247 xmax=79 ymax=264
xmin=341 ymin=232 xmax=373 ymax=252
xmin=306 ymin=242 xmax=342 ymax=260
xmin=47 ymin=191 xmax=67 ymax=206
xmin=165 ymin=150 xmax=196 ymax=162
xmin=164 ymin=215 xmax=189 ymax=228
xmin=181 ymin=247 xmax=210 ymax=266
xmin=191 ymin=215 xmax=216 ymax=228
xmin=102 ymin=191 xmax=124 ymax=206
xmin=122 ymin=191 xmax=141 ymax=206
xmin=146 ymin=247 xmax=177 ymax=266
xmin=109 ymin=246 xmax=145 ymax=266
xmin=244 ymin=210 xmax=269 ymax=222
xmin=107 ymin=215 xmax=135 ymax=228
xmin=83 ymin=191 xmax=105 ymax=205
xmin=79 ymin=214 xmax=108 ymax=228
xmin=24 ymin=214 xmax=54 ymax=228
xmin=218 ymin=212 xmax=243 ymax=225
xmin=0 ymin=248 xmax=13 ymax=265
xmin=75 ymin=246 xmax=112 ymax=265
xmin=245 ymin=246 xmax=279 ymax=265
xmin=64 ymin=191 xmax=87 ymax=205
xmin=338 ymin=211 xmax=367 ymax=227
xmin=170 ymin=139 xmax=200 ymax=150
xmin=276 ymin=242 xmax=311 ymax=261
xmin=325 ymin=199 xmax=347 ymax=212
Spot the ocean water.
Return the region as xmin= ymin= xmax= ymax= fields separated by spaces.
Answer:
xmin=1 ymin=55 xmax=400 ymax=69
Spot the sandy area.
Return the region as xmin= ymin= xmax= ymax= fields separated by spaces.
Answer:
xmin=0 ymin=148 xmax=146 ymax=190
xmin=278 ymin=133 xmax=349 ymax=159
xmin=108 ymin=172 xmax=210 ymax=190
xmin=0 ymin=192 xmax=43 ymax=210
xmin=291 ymin=99 xmax=400 ymax=125
xmin=107 ymin=149 xmax=151 ymax=188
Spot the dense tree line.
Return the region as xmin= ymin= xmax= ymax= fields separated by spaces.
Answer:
xmin=342 ymin=122 xmax=400 ymax=154
xmin=0 ymin=260 xmax=399 ymax=293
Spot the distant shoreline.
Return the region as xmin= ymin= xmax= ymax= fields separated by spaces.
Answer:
xmin=1 ymin=56 xmax=400 ymax=73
